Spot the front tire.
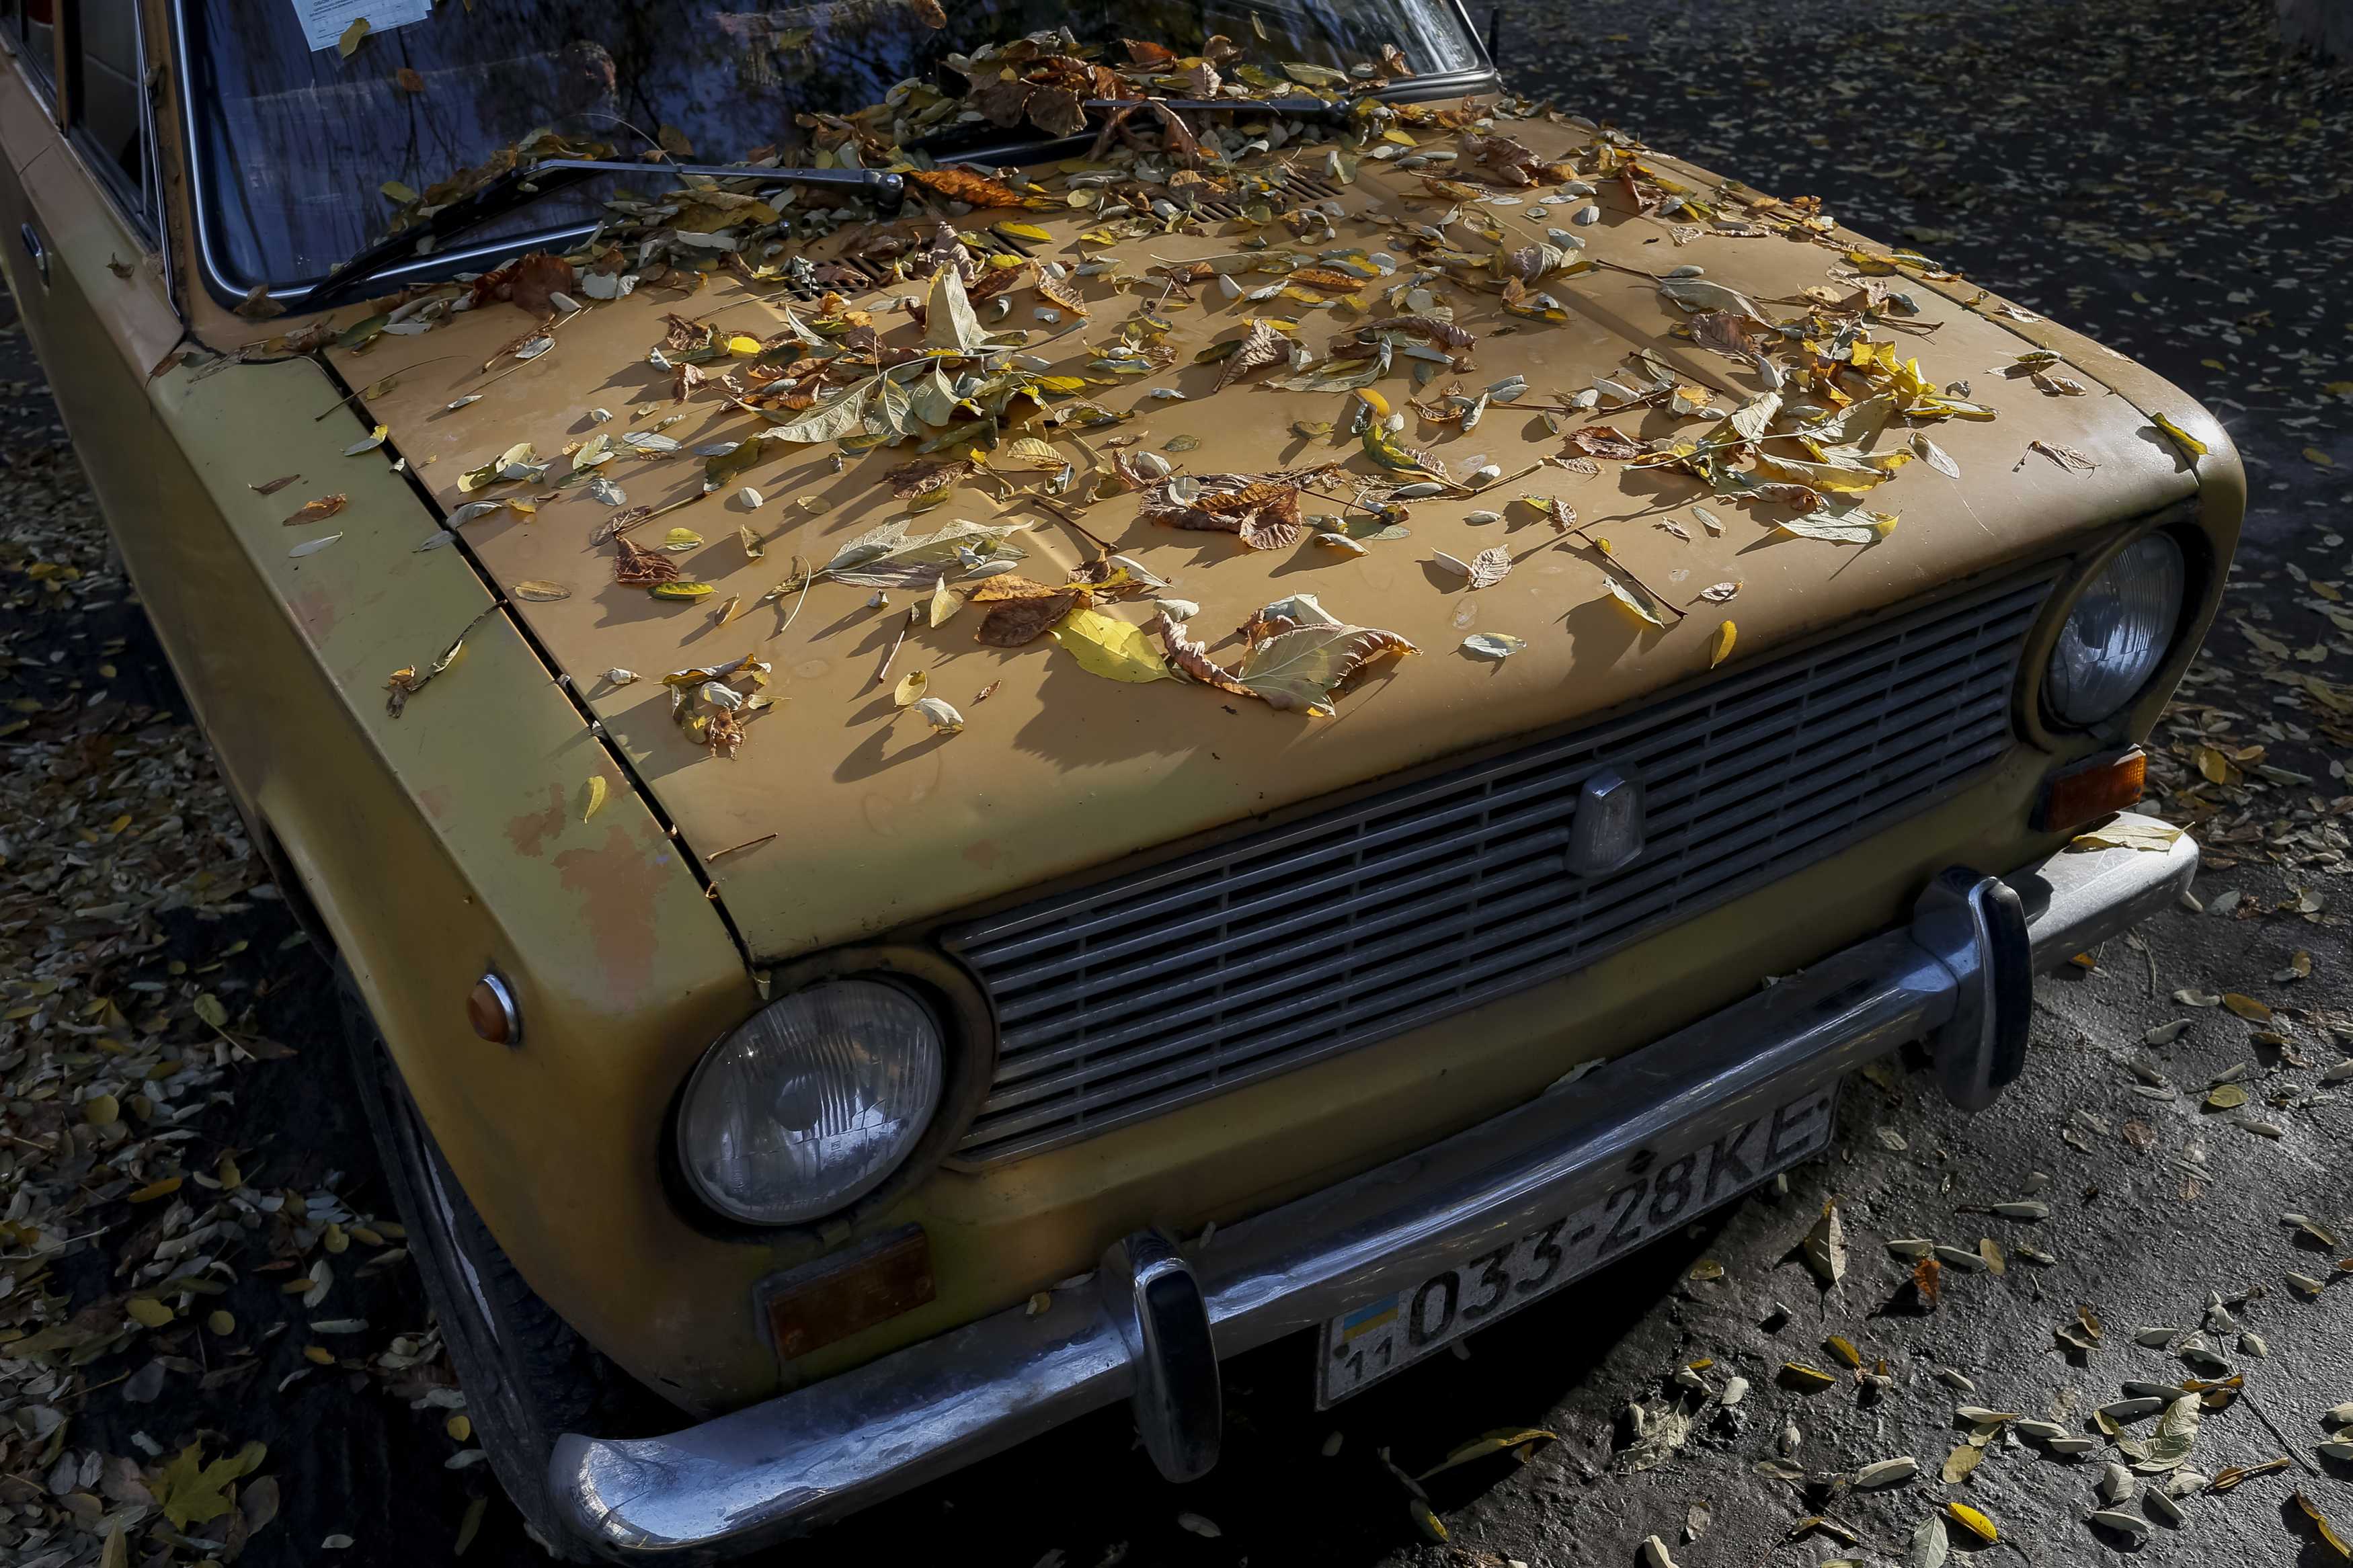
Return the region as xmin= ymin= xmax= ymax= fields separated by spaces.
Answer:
xmin=335 ymin=963 xmax=660 ymax=1561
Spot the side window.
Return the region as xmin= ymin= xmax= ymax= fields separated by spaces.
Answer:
xmin=23 ymin=0 xmax=56 ymax=95
xmin=70 ymin=0 xmax=155 ymax=235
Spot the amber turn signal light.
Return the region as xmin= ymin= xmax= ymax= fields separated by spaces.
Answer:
xmin=467 ymin=973 xmax=520 ymax=1046
xmin=2033 ymin=747 xmax=2146 ymax=833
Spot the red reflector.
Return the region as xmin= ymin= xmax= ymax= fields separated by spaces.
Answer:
xmin=764 ymin=1226 xmax=935 ymax=1362
xmin=2034 ymin=749 xmax=2147 ymax=833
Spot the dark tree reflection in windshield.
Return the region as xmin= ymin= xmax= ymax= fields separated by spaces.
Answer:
xmin=184 ymin=0 xmax=1478 ymax=289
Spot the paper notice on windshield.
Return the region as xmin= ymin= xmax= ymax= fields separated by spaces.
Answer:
xmin=291 ymin=0 xmax=432 ymax=55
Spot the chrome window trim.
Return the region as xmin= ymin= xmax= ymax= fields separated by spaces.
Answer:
xmin=65 ymin=0 xmax=161 ymax=247
xmin=163 ymin=0 xmax=1498 ymax=311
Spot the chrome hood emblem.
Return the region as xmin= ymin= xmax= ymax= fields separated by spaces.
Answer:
xmin=1568 ymin=767 xmax=1645 ymax=877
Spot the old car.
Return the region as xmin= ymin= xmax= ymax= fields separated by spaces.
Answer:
xmin=0 ymin=0 xmax=2234 ymax=1557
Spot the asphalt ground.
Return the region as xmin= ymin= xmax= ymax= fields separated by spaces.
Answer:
xmin=1 ymin=1 xmax=2348 ymax=1565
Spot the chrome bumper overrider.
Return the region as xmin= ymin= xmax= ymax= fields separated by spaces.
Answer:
xmin=553 ymin=815 xmax=2198 ymax=1560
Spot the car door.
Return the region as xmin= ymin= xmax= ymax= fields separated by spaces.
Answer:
xmin=0 ymin=0 xmax=186 ymax=556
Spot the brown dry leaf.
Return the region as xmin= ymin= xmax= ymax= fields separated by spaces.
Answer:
xmin=1913 ymin=1255 xmax=1942 ymax=1307
xmin=967 ymin=573 xmax=1064 ymax=602
xmin=1288 ymin=267 xmax=1366 ymax=293
xmin=249 ymin=474 xmax=301 ymax=495
xmin=886 ymin=456 xmax=977 ymax=501
xmin=977 ymin=590 xmax=1084 ymax=646
xmin=282 ymin=493 xmax=348 ymax=527
xmin=506 ymin=252 xmax=577 ymax=316
xmin=614 ymin=536 xmax=680 ymax=586
xmin=235 ymin=284 xmax=285 ymax=321
xmin=395 ymin=65 xmax=425 ymax=92
xmin=1566 ymin=425 xmax=1645 ymax=460
xmin=2220 ymin=993 xmax=2272 ymax=1021
xmin=904 ymin=167 xmax=1045 ymax=210
xmin=1217 ymin=319 xmax=1287 ymax=391
xmin=1035 ymin=273 xmax=1088 ymax=319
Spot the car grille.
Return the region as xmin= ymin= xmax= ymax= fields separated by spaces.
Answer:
xmin=943 ymin=571 xmax=2056 ymax=1165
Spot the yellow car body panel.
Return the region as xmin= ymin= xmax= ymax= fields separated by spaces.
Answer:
xmin=0 ymin=11 xmax=2242 ymax=1424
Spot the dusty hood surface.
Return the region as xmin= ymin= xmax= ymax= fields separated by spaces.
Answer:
xmin=333 ymin=111 xmax=2208 ymax=962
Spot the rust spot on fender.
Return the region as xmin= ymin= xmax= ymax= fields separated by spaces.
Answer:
xmin=288 ymin=586 xmax=338 ymax=646
xmin=505 ymin=783 xmax=567 ymax=858
xmin=961 ymin=839 xmax=999 ymax=870
xmin=554 ymin=825 xmax=660 ymax=1009
xmin=417 ymin=784 xmax=454 ymax=821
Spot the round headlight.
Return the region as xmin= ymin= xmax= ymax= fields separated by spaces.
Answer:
xmin=678 ymin=979 xmax=944 ymax=1226
xmin=2044 ymin=533 xmax=2186 ymax=727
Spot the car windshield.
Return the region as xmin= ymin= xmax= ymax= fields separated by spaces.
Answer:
xmin=180 ymin=0 xmax=1487 ymax=295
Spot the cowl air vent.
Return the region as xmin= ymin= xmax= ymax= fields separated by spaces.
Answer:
xmin=766 ymin=164 xmax=1345 ymax=301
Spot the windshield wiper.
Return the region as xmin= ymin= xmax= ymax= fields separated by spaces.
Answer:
xmin=299 ymin=160 xmax=907 ymax=314
xmin=908 ymin=94 xmax=1353 ymax=155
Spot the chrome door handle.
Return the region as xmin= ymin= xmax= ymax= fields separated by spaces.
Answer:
xmin=19 ymin=222 xmax=46 ymax=285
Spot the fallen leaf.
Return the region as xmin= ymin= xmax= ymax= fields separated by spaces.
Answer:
xmin=1944 ymin=1501 xmax=1997 ymax=1543
xmin=1603 ymin=572 xmax=1669 ymax=627
xmin=1710 ymin=619 xmax=1737 ymax=667
xmin=2070 ymin=819 xmax=2182 ymax=854
xmin=282 ymin=493 xmax=348 ymax=527
xmin=1051 ymin=608 xmax=1176 ymax=684
xmin=1462 ymin=632 xmax=1528 ymax=660
xmin=2152 ymin=413 xmax=2206 ymax=458
xmin=914 ymin=696 xmax=964 ymax=734
xmin=1801 ymin=1198 xmax=1846 ymax=1286
xmin=2295 ymin=1492 xmax=2351 ymax=1559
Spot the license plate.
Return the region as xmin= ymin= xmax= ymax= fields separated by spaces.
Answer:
xmin=1316 ymin=1083 xmax=1838 ymax=1407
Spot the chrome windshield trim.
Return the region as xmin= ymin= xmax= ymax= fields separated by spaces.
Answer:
xmin=163 ymin=0 xmax=1499 ymax=312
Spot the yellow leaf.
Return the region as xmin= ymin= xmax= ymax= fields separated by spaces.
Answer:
xmin=2152 ymin=413 xmax=2206 ymax=458
xmin=726 ymin=335 xmax=762 ymax=356
xmin=928 ymin=576 xmax=960 ymax=629
xmin=85 ymin=1093 xmax=120 ymax=1126
xmin=130 ymin=1176 xmax=182 ymax=1202
xmin=2221 ymin=992 xmax=2272 ymax=1021
xmin=1710 ymin=619 xmax=1737 ymax=668
xmin=1050 ymin=608 xmax=1175 ymax=684
xmin=194 ymin=992 xmax=229 ymax=1030
xmin=1946 ymin=1502 xmax=1998 ymax=1543
xmin=649 ymin=581 xmax=714 ymax=599
xmin=893 ymin=671 xmax=928 ymax=708
xmin=126 ymin=1297 xmax=173 ymax=1328
xmin=337 ymin=16 xmax=370 ymax=56
xmin=380 ymin=180 xmax=417 ymax=204
xmin=582 ymin=776 xmax=608 ymax=823
xmin=303 ymin=1345 xmax=334 ymax=1364
xmin=2303 ymin=446 xmax=2336 ymax=468
xmin=1408 ymin=1497 xmax=1447 ymax=1542
xmin=155 ymin=1442 xmax=243 ymax=1531
xmin=662 ymin=527 xmax=705 ymax=551
xmin=447 ymin=1413 xmax=473 ymax=1442
xmin=997 ymin=222 xmax=1053 ymax=243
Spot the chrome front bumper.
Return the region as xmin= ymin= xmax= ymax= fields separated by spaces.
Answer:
xmin=553 ymin=815 xmax=2198 ymax=1561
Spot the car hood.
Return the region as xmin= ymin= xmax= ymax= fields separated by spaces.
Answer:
xmin=332 ymin=113 xmax=2210 ymax=963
